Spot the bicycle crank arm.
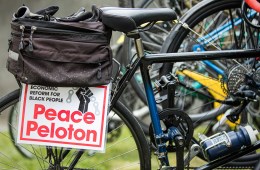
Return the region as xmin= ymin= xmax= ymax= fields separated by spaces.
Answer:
xmin=184 ymin=144 xmax=201 ymax=166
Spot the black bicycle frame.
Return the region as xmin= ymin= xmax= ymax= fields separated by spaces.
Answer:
xmin=110 ymin=48 xmax=260 ymax=169
xmin=143 ymin=49 xmax=260 ymax=63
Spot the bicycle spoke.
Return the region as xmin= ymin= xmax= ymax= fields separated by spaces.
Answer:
xmin=113 ymin=162 xmax=141 ymax=170
xmin=0 ymin=152 xmax=25 ymax=170
xmin=87 ymin=147 xmax=138 ymax=169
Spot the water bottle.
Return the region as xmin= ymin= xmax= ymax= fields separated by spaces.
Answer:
xmin=199 ymin=125 xmax=258 ymax=161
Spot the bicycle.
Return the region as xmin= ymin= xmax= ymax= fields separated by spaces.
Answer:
xmin=117 ymin=0 xmax=242 ymax=137
xmin=159 ymin=0 xmax=260 ymax=131
xmin=92 ymin=4 xmax=260 ymax=169
xmin=1 ymin=1 xmax=260 ymax=170
xmin=119 ymin=0 xmax=247 ymax=136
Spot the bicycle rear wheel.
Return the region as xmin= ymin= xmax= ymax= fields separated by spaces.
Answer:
xmin=0 ymin=89 xmax=150 ymax=169
xmin=159 ymin=0 xmax=260 ymax=167
xmin=161 ymin=0 xmax=258 ymax=76
xmin=160 ymin=0 xmax=259 ymax=121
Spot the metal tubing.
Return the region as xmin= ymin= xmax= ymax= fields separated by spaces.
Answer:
xmin=189 ymin=104 xmax=232 ymax=122
xmin=140 ymin=62 xmax=162 ymax=136
xmin=140 ymin=62 xmax=169 ymax=166
xmin=203 ymin=60 xmax=225 ymax=76
xmin=134 ymin=38 xmax=145 ymax=58
xmin=143 ymin=49 xmax=260 ymax=63
xmin=110 ymin=57 xmax=141 ymax=109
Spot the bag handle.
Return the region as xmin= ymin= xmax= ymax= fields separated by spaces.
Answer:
xmin=58 ymin=7 xmax=93 ymax=22
xmin=13 ymin=5 xmax=59 ymax=21
xmin=35 ymin=6 xmax=59 ymax=16
xmin=13 ymin=6 xmax=44 ymax=19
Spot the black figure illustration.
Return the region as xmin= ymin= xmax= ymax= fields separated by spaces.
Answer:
xmin=76 ymin=87 xmax=93 ymax=113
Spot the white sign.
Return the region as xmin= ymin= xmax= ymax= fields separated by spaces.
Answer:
xmin=17 ymin=84 xmax=110 ymax=151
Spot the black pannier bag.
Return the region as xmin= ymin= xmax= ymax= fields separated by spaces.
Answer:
xmin=7 ymin=6 xmax=113 ymax=87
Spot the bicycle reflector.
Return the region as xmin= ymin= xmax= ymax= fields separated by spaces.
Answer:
xmin=242 ymin=0 xmax=260 ymax=29
xmin=245 ymin=0 xmax=260 ymax=12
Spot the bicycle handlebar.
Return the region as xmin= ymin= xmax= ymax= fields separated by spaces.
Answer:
xmin=245 ymin=0 xmax=260 ymax=12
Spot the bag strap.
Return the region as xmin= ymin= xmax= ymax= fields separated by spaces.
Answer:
xmin=35 ymin=6 xmax=59 ymax=16
xmin=58 ymin=7 xmax=93 ymax=22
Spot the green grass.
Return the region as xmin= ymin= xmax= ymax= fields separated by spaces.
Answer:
xmin=0 ymin=124 xmax=221 ymax=169
xmin=0 ymin=126 xmax=142 ymax=170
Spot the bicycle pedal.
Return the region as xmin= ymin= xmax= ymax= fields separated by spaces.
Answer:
xmin=184 ymin=144 xmax=201 ymax=166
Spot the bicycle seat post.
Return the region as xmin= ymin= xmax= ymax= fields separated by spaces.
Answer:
xmin=126 ymin=30 xmax=144 ymax=58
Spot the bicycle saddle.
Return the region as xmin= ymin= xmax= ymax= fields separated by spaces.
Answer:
xmin=99 ymin=7 xmax=177 ymax=33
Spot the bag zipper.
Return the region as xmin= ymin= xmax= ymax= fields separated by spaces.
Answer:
xmin=13 ymin=24 xmax=108 ymax=51
xmin=29 ymin=26 xmax=37 ymax=51
xmin=12 ymin=22 xmax=104 ymax=36
xmin=19 ymin=25 xmax=25 ymax=50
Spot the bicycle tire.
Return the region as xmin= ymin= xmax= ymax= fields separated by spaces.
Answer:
xmin=160 ymin=0 xmax=260 ymax=167
xmin=160 ymin=0 xmax=254 ymax=74
xmin=8 ymin=103 xmax=34 ymax=159
xmin=0 ymin=89 xmax=151 ymax=169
